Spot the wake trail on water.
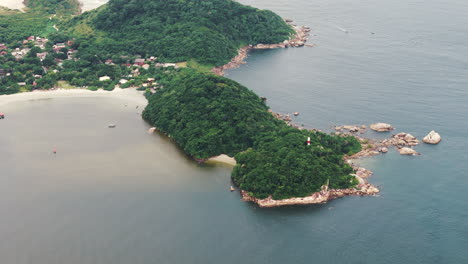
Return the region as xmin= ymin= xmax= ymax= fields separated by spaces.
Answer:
xmin=334 ymin=25 xmax=349 ymax=33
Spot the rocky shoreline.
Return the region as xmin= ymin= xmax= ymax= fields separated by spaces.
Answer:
xmin=212 ymin=19 xmax=311 ymax=76
xmin=241 ymin=182 xmax=379 ymax=208
xmin=238 ymin=120 xmax=442 ymax=207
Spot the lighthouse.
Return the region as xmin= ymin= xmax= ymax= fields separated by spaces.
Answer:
xmin=307 ymin=137 xmax=311 ymax=146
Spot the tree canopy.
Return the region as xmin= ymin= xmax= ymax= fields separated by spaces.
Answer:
xmin=63 ymin=0 xmax=294 ymax=65
xmin=143 ymin=69 xmax=362 ymax=199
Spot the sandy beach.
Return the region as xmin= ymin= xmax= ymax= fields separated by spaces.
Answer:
xmin=0 ymin=88 xmax=147 ymax=107
xmin=206 ymin=154 xmax=237 ymax=166
xmin=0 ymin=0 xmax=25 ymax=10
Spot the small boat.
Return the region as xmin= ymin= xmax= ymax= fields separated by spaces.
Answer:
xmin=230 ymin=186 xmax=235 ymax=192
xmin=293 ymin=112 xmax=300 ymax=116
xmin=108 ymin=124 xmax=116 ymax=128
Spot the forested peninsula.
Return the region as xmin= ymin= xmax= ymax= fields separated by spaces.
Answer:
xmin=142 ymin=69 xmax=368 ymax=201
xmin=0 ymin=0 xmax=380 ymax=206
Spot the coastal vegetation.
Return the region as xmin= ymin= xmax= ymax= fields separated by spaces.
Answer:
xmin=1 ymin=0 xmax=294 ymax=94
xmin=25 ymin=0 xmax=81 ymax=14
xmin=0 ymin=0 xmax=363 ymax=201
xmin=143 ymin=69 xmax=361 ymax=199
xmin=63 ymin=0 xmax=294 ymax=65
xmin=0 ymin=12 xmax=51 ymax=44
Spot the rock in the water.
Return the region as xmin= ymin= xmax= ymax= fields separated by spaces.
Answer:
xmin=423 ymin=130 xmax=442 ymax=144
xmin=343 ymin=125 xmax=360 ymax=132
xmin=370 ymin=123 xmax=394 ymax=132
xmin=392 ymin=132 xmax=419 ymax=146
xmin=379 ymin=147 xmax=389 ymax=153
xmin=148 ymin=127 xmax=156 ymax=133
xmin=398 ymin=147 xmax=420 ymax=156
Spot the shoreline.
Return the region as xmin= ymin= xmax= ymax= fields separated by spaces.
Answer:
xmin=0 ymin=87 xmax=147 ymax=107
xmin=212 ymin=20 xmax=311 ymax=76
xmin=241 ymin=182 xmax=379 ymax=208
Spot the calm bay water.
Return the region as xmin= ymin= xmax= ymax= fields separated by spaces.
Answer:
xmin=1 ymin=0 xmax=468 ymax=263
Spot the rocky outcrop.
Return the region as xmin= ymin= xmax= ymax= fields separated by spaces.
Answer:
xmin=423 ymin=130 xmax=442 ymax=144
xmin=398 ymin=147 xmax=420 ymax=156
xmin=335 ymin=125 xmax=367 ymax=134
xmin=268 ymin=110 xmax=305 ymax=130
xmin=353 ymin=167 xmax=374 ymax=178
xmin=212 ymin=19 xmax=311 ymax=76
xmin=391 ymin=132 xmax=419 ymax=146
xmin=370 ymin=123 xmax=394 ymax=132
xmin=241 ymin=183 xmax=379 ymax=208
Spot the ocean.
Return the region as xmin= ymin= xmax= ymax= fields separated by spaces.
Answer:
xmin=0 ymin=0 xmax=467 ymax=263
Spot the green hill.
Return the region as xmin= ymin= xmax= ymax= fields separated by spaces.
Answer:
xmin=143 ymin=69 xmax=362 ymax=200
xmin=63 ymin=0 xmax=294 ymax=65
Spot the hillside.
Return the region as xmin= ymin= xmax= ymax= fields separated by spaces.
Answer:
xmin=63 ymin=0 xmax=294 ymax=65
xmin=25 ymin=0 xmax=80 ymax=14
xmin=143 ymin=69 xmax=362 ymax=200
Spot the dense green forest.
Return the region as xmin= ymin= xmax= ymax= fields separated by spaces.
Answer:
xmin=0 ymin=12 xmax=51 ymax=44
xmin=25 ymin=0 xmax=80 ymax=14
xmin=142 ymin=69 xmax=286 ymax=158
xmin=143 ymin=69 xmax=362 ymax=199
xmin=63 ymin=0 xmax=294 ymax=65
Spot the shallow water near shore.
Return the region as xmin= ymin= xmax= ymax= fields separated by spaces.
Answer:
xmin=1 ymin=0 xmax=468 ymax=263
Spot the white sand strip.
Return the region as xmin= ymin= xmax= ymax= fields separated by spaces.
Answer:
xmin=0 ymin=88 xmax=147 ymax=107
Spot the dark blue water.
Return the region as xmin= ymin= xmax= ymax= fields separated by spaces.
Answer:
xmin=1 ymin=0 xmax=468 ymax=263
xmin=228 ymin=0 xmax=468 ymax=262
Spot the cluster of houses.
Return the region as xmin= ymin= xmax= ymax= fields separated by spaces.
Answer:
xmin=25 ymin=36 xmax=48 ymax=49
xmin=105 ymin=56 xmax=179 ymax=70
xmin=0 ymin=42 xmax=32 ymax=60
xmin=2 ymin=36 xmax=181 ymax=89
xmin=0 ymin=36 xmax=78 ymax=62
xmin=98 ymin=56 xmax=179 ymax=90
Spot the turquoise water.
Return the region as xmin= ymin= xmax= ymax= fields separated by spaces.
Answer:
xmin=1 ymin=0 xmax=468 ymax=263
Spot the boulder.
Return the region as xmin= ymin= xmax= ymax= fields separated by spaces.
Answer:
xmin=392 ymin=132 xmax=419 ymax=146
xmin=148 ymin=127 xmax=156 ymax=133
xmin=398 ymin=147 xmax=420 ymax=156
xmin=295 ymin=41 xmax=305 ymax=47
xmin=370 ymin=123 xmax=394 ymax=132
xmin=343 ymin=125 xmax=360 ymax=132
xmin=379 ymin=147 xmax=388 ymax=153
xmin=423 ymin=130 xmax=442 ymax=144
